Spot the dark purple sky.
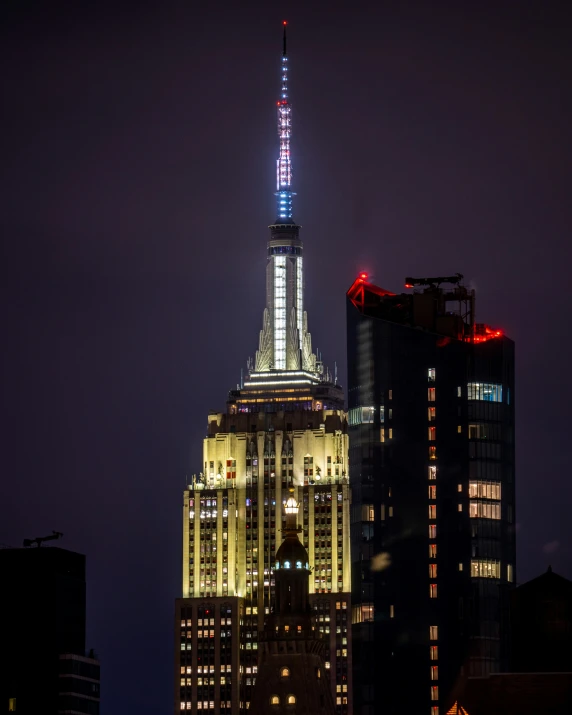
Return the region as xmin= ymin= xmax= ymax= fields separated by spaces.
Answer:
xmin=2 ymin=1 xmax=571 ymax=712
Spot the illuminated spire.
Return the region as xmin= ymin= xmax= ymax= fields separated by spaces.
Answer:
xmin=276 ymin=20 xmax=294 ymax=222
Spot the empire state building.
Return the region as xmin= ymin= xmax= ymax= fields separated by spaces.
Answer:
xmin=227 ymin=23 xmax=344 ymax=416
xmin=175 ymin=24 xmax=352 ymax=715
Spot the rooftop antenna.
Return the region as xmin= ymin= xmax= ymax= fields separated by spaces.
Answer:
xmin=23 ymin=530 xmax=63 ymax=548
xmin=335 ymin=361 xmax=338 ymax=385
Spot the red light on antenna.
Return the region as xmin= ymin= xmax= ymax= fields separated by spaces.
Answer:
xmin=405 ymin=283 xmax=413 ymax=288
xmin=283 ymin=20 xmax=287 ymax=25
xmin=359 ymin=272 xmax=368 ymax=280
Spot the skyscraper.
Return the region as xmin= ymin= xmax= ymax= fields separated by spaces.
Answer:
xmin=346 ymin=273 xmax=516 ymax=715
xmin=175 ymin=25 xmax=352 ymax=715
xmin=0 ymin=541 xmax=100 ymax=714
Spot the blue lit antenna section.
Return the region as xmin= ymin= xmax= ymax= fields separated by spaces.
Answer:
xmin=276 ymin=21 xmax=293 ymax=222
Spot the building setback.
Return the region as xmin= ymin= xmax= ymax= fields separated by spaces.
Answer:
xmin=175 ymin=24 xmax=352 ymax=715
xmin=0 ymin=543 xmax=100 ymax=715
xmin=346 ymin=273 xmax=516 ymax=715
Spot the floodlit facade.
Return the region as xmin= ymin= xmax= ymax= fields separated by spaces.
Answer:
xmin=175 ymin=24 xmax=352 ymax=715
xmin=346 ymin=273 xmax=516 ymax=715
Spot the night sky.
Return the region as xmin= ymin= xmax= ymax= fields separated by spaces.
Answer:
xmin=2 ymin=1 xmax=571 ymax=712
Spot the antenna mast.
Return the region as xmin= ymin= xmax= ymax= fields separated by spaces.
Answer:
xmin=276 ymin=21 xmax=294 ymax=222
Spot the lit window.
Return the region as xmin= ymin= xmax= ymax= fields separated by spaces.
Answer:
xmin=457 ymin=386 xmax=462 ymax=397
xmin=429 ymin=446 xmax=437 ymax=460
xmin=430 ymin=584 xmax=438 ymax=598
xmin=467 ymin=382 xmax=502 ymax=402
xmin=428 ymin=387 xmax=436 ymax=402
xmin=8 ymin=700 xmax=16 ymax=713
xmin=429 ymin=525 xmax=437 ymax=539
xmin=507 ymin=564 xmax=514 ymax=582
xmin=469 ymin=481 xmax=501 ymax=500
xmin=459 ymin=563 xmax=463 ymax=571
xmin=348 ymin=406 xmax=376 ymax=425
xmin=431 ymin=686 xmax=439 ymax=700
xmin=471 ymin=559 xmax=501 ymax=578
xmin=429 ymin=564 xmax=437 ymax=578
xmin=362 ymin=504 xmax=375 ymax=521
xmin=428 ymin=505 xmax=437 ymax=519
xmin=428 ymin=407 xmax=436 ymax=421
xmin=388 ymin=389 xmax=393 ymax=400
xmin=432 ymin=708 xmax=440 ymax=715
xmin=430 ymin=645 xmax=438 ymax=660
xmin=431 ymin=665 xmax=439 ymax=680
xmin=390 ymin=604 xmax=395 ymax=618
xmin=380 ymin=428 xmax=385 ymax=443
xmin=428 ymin=368 xmax=436 ymax=381
xmin=469 ymin=501 xmax=500 ymax=519
xmin=430 ymin=625 xmax=438 ymax=640
xmin=316 ymin=668 xmax=321 ymax=679
xmin=428 ymin=485 xmax=436 ymax=500
xmin=270 ymin=696 xmax=280 ymax=706
xmin=458 ymin=484 xmax=462 ymax=492
xmin=429 ymin=544 xmax=437 ymax=558
xmin=287 ymin=695 xmax=296 ymax=705
xmin=469 ymin=423 xmax=497 ymax=439
xmin=388 ymin=427 xmax=393 ymax=439
xmin=388 ymin=506 xmax=393 ymax=517
xmin=280 ymin=667 xmax=290 ymax=678
xmin=428 ymin=465 xmax=437 ymax=480
xmin=457 ymin=425 xmax=462 ymax=433
xmin=352 ymin=603 xmax=374 ymax=623
xmin=458 ymin=503 xmax=462 ymax=512
xmin=428 ymin=426 xmax=436 ymax=441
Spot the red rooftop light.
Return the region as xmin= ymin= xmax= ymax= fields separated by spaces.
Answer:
xmin=359 ymin=272 xmax=368 ymax=280
xmin=405 ymin=283 xmax=413 ymax=288
xmin=283 ymin=20 xmax=287 ymax=25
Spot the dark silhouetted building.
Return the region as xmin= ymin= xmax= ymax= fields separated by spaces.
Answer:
xmin=510 ymin=565 xmax=572 ymax=673
xmin=346 ymin=273 xmax=516 ymax=715
xmin=458 ymin=567 xmax=572 ymax=714
xmin=0 ymin=545 xmax=100 ymax=714
xmin=249 ymin=491 xmax=336 ymax=715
